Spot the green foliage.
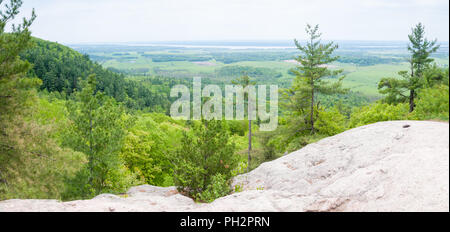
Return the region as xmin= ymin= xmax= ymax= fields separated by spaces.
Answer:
xmin=63 ymin=74 xmax=136 ymax=199
xmin=216 ymin=65 xmax=282 ymax=82
xmin=285 ymin=24 xmax=347 ymax=134
xmin=0 ymin=0 xmax=79 ymax=200
xmin=0 ymin=1 xmax=91 ymax=200
xmin=317 ymin=91 xmax=370 ymax=116
xmin=21 ymin=38 xmax=128 ymax=100
xmin=338 ymin=55 xmax=402 ymax=66
xmin=0 ymin=119 xmax=86 ymax=200
xmin=378 ymin=23 xmax=440 ymax=112
xmin=211 ymin=51 xmax=295 ymax=64
xmin=20 ymin=38 xmax=190 ymax=113
xmin=422 ymin=65 xmax=449 ymax=87
xmin=256 ymin=110 xmax=338 ymax=169
xmin=123 ymin=76 xmax=188 ymax=112
xmin=349 ymin=102 xmax=410 ymax=128
xmin=120 ymin=114 xmax=183 ymax=186
xmin=226 ymin=120 xmax=247 ymax=136
xmin=198 ymin=173 xmax=230 ymax=203
xmin=231 ymin=161 xmax=248 ymax=177
xmin=173 ymin=119 xmax=238 ymax=202
xmin=412 ymin=85 xmax=449 ymax=121
xmin=315 ymin=107 xmax=347 ymax=136
xmin=231 ymin=74 xmax=256 ymax=172
xmin=0 ymin=0 xmax=37 ymax=135
xmin=378 ymin=77 xmax=408 ymax=104
xmin=258 ymin=131 xmax=278 ymax=161
xmin=121 ymin=128 xmax=165 ymax=184
xmin=234 ymin=183 xmax=244 ymax=193
xmin=408 ymin=23 xmax=440 ymax=77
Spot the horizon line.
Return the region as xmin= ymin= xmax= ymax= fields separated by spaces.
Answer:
xmin=63 ymin=39 xmax=450 ymax=46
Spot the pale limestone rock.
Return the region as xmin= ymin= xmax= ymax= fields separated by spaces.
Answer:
xmin=1 ymin=121 xmax=448 ymax=212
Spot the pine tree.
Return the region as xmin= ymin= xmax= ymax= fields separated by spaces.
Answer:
xmin=378 ymin=23 xmax=440 ymax=112
xmin=0 ymin=0 xmax=37 ymax=119
xmin=64 ymin=74 xmax=133 ymax=196
xmin=0 ymin=0 xmax=37 ymax=184
xmin=173 ymin=119 xmax=238 ymax=202
xmin=287 ymin=24 xmax=347 ymax=134
xmin=232 ymin=74 xmax=255 ymax=172
xmin=406 ymin=23 xmax=440 ymax=112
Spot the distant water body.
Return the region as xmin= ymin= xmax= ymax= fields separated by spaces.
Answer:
xmin=69 ymin=40 xmax=448 ymax=52
xmin=120 ymin=40 xmax=449 ymax=50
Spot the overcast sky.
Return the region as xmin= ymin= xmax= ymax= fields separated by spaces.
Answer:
xmin=11 ymin=0 xmax=450 ymax=43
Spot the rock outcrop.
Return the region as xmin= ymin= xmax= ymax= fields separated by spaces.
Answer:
xmin=1 ymin=121 xmax=448 ymax=212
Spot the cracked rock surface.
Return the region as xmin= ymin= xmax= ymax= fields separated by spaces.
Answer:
xmin=1 ymin=121 xmax=448 ymax=212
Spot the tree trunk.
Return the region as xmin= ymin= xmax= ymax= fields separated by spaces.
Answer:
xmin=247 ymin=120 xmax=252 ymax=172
xmin=409 ymin=61 xmax=415 ymax=113
xmin=88 ymin=110 xmax=94 ymax=187
xmin=409 ymin=89 xmax=415 ymax=113
xmin=310 ymin=85 xmax=315 ymax=134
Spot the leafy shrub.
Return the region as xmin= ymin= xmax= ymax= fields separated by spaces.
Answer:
xmin=231 ymin=161 xmax=248 ymax=177
xmin=411 ymin=85 xmax=449 ymax=121
xmin=62 ymin=156 xmax=143 ymax=201
xmin=258 ymin=131 xmax=278 ymax=161
xmin=315 ymin=107 xmax=347 ymax=136
xmin=227 ymin=120 xmax=247 ymax=136
xmin=349 ymin=102 xmax=410 ymax=128
xmin=173 ymin=120 xmax=238 ymax=202
xmin=120 ymin=115 xmax=178 ymax=186
xmin=198 ymin=174 xmax=230 ymax=203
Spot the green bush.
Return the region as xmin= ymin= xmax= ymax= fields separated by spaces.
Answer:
xmin=62 ymin=159 xmax=143 ymax=201
xmin=349 ymin=102 xmax=410 ymax=128
xmin=315 ymin=107 xmax=347 ymax=136
xmin=227 ymin=120 xmax=247 ymax=136
xmin=412 ymin=85 xmax=449 ymax=121
xmin=198 ymin=174 xmax=230 ymax=203
xmin=173 ymin=119 xmax=238 ymax=202
xmin=258 ymin=131 xmax=279 ymax=161
xmin=120 ymin=115 xmax=178 ymax=186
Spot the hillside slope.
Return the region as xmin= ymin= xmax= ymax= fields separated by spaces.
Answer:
xmin=21 ymin=38 xmax=128 ymax=99
xmin=0 ymin=121 xmax=448 ymax=212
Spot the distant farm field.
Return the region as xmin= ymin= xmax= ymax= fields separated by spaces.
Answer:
xmin=71 ymin=41 xmax=449 ymax=100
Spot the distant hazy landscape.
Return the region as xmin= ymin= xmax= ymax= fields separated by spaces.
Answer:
xmin=70 ymin=40 xmax=449 ymax=99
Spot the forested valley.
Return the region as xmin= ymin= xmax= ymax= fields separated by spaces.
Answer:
xmin=1 ymin=0 xmax=448 ymax=202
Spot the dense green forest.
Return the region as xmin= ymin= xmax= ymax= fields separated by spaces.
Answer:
xmin=20 ymin=38 xmax=193 ymax=112
xmin=0 ymin=1 xmax=448 ymax=202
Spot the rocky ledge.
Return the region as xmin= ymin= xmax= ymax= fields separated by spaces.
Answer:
xmin=1 ymin=121 xmax=448 ymax=212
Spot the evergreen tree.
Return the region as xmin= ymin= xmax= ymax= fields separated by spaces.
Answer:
xmin=232 ymin=74 xmax=255 ymax=172
xmin=378 ymin=23 xmax=440 ymax=112
xmin=1 ymin=1 xmax=86 ymax=200
xmin=64 ymin=74 xmax=133 ymax=196
xmin=287 ymin=24 xmax=347 ymax=134
xmin=0 ymin=0 xmax=37 ymax=184
xmin=0 ymin=0 xmax=37 ymax=118
xmin=173 ymin=119 xmax=238 ymax=202
xmin=406 ymin=23 xmax=440 ymax=112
